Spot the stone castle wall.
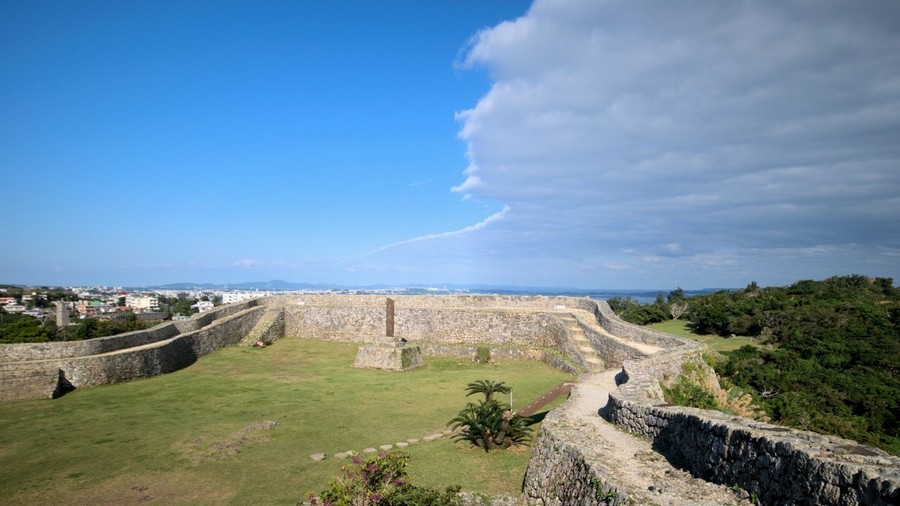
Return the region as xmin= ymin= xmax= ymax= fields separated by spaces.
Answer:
xmin=524 ymin=307 xmax=900 ymax=506
xmin=57 ymin=305 xmax=266 ymax=389
xmin=601 ymin=348 xmax=900 ymax=505
xmin=0 ymin=301 xmax=264 ymax=401
xmin=279 ymin=294 xmax=590 ymax=346
xmin=2 ymin=293 xmax=896 ymax=504
xmin=0 ymin=300 xmax=259 ymax=363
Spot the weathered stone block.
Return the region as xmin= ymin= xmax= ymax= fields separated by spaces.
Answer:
xmin=352 ymin=340 xmax=424 ymax=371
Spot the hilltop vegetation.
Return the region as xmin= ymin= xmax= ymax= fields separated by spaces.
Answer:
xmin=613 ymin=275 xmax=899 ymax=455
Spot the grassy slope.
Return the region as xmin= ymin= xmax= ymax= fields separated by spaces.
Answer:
xmin=644 ymin=320 xmax=756 ymax=352
xmin=0 ymin=339 xmax=572 ymax=505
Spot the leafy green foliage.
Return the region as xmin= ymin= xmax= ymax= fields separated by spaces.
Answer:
xmin=0 ymin=314 xmax=54 ymax=343
xmin=475 ymin=346 xmax=491 ymax=364
xmin=58 ymin=313 xmax=155 ymax=341
xmin=607 ymin=295 xmax=669 ymax=325
xmin=695 ymin=275 xmax=900 ymax=455
xmin=464 ymin=379 xmax=510 ymax=403
xmin=309 ymin=451 xmax=463 ymax=506
xmin=662 ymin=376 xmax=721 ymax=411
xmin=449 ymin=380 xmax=530 ymax=452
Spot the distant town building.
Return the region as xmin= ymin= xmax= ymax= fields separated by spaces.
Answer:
xmin=125 ymin=295 xmax=159 ymax=312
xmin=56 ymin=301 xmax=70 ymax=327
xmin=4 ymin=303 xmax=26 ymax=313
xmin=191 ymin=300 xmax=215 ymax=312
xmin=222 ymin=292 xmax=259 ymax=304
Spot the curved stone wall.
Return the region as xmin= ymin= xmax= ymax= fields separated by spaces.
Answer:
xmin=57 ymin=305 xmax=265 ymax=388
xmin=524 ymin=303 xmax=900 ymax=506
xmin=604 ymin=350 xmax=900 ymax=505
xmin=0 ymin=301 xmax=264 ymax=401
xmin=0 ymin=300 xmax=259 ymax=363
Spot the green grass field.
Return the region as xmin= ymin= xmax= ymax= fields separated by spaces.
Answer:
xmin=0 ymin=339 xmax=572 ymax=505
xmin=644 ymin=320 xmax=757 ymax=352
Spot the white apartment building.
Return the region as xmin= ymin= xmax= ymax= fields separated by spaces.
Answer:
xmin=125 ymin=295 xmax=159 ymax=311
xmin=191 ymin=300 xmax=215 ymax=312
xmin=222 ymin=292 xmax=259 ymax=304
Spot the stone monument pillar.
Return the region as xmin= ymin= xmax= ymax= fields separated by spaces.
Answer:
xmin=352 ymin=297 xmax=424 ymax=371
xmin=56 ymin=301 xmax=70 ymax=327
xmin=386 ymin=297 xmax=394 ymax=338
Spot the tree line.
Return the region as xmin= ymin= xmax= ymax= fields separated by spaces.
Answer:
xmin=611 ymin=275 xmax=899 ymax=455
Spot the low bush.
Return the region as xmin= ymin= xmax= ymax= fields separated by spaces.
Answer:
xmin=309 ymin=451 xmax=462 ymax=506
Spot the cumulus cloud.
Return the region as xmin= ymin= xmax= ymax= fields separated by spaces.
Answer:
xmin=445 ymin=0 xmax=900 ymax=287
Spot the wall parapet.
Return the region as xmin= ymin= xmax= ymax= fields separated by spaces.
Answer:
xmin=0 ymin=301 xmax=262 ymax=402
xmin=605 ymin=349 xmax=900 ymax=505
xmin=0 ymin=300 xmax=259 ymax=363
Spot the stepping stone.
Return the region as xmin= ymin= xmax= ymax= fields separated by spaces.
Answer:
xmin=310 ymin=453 xmax=326 ymax=462
xmin=334 ymin=452 xmax=350 ymax=460
xmin=406 ymin=438 xmax=420 ymax=444
xmin=379 ymin=444 xmax=393 ymax=451
xmin=363 ymin=447 xmax=377 ymax=454
xmin=395 ymin=442 xmax=409 ymax=448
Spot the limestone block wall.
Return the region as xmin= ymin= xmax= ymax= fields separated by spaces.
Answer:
xmin=592 ymin=300 xmax=684 ymax=348
xmin=52 ymin=305 xmax=265 ymax=389
xmin=524 ymin=412 xmax=613 ymax=506
xmin=0 ymin=323 xmax=181 ymax=362
xmin=580 ymin=322 xmax=653 ymax=369
xmin=0 ymin=300 xmax=259 ymax=363
xmin=0 ymin=302 xmax=264 ymax=401
xmin=279 ymin=295 xmax=572 ymax=347
xmin=604 ymin=350 xmax=900 ymax=505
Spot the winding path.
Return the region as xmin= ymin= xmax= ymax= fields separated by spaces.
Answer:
xmin=551 ymin=370 xmax=753 ymax=505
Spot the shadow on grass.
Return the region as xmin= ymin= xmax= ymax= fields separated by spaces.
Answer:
xmin=524 ymin=411 xmax=549 ymax=425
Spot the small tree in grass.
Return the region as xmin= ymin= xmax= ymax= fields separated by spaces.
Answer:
xmin=448 ymin=380 xmax=530 ymax=452
xmin=309 ymin=451 xmax=462 ymax=506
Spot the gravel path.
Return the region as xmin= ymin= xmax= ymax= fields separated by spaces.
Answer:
xmin=559 ymin=370 xmax=753 ymax=506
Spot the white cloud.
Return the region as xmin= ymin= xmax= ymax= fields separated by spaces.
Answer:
xmin=442 ymin=0 xmax=900 ymax=287
xmin=373 ymin=206 xmax=510 ymax=254
xmin=234 ymin=258 xmax=265 ymax=268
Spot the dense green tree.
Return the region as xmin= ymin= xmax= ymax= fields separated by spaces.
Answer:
xmin=608 ymin=296 xmax=668 ymax=325
xmin=699 ymin=275 xmax=900 ymax=454
xmin=0 ymin=316 xmax=52 ymax=343
xmin=615 ymin=275 xmax=899 ymax=454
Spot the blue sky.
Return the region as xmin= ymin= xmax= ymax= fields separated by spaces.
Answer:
xmin=2 ymin=0 xmax=898 ymax=290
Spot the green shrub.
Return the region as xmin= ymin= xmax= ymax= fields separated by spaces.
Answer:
xmin=309 ymin=451 xmax=463 ymax=506
xmin=448 ymin=380 xmax=530 ymax=452
xmin=662 ymin=376 xmax=721 ymax=411
xmin=475 ymin=346 xmax=491 ymax=364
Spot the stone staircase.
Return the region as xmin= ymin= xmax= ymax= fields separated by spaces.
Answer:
xmin=239 ymin=309 xmax=285 ymax=346
xmin=559 ymin=314 xmax=605 ymax=372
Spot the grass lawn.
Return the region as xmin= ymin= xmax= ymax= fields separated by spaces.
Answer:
xmin=0 ymin=339 xmax=573 ymax=505
xmin=644 ymin=320 xmax=757 ymax=352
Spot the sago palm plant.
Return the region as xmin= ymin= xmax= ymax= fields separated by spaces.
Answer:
xmin=448 ymin=380 xmax=530 ymax=452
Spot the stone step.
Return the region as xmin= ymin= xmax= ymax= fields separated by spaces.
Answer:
xmin=239 ymin=309 xmax=284 ymax=346
xmin=584 ymin=356 xmax=605 ymax=372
